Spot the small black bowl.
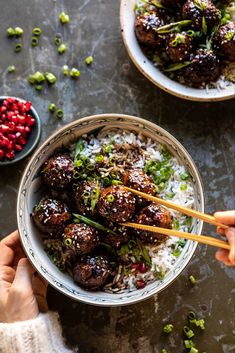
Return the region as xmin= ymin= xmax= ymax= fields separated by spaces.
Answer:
xmin=0 ymin=96 xmax=41 ymax=166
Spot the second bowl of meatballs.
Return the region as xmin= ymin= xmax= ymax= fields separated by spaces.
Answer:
xmin=17 ymin=114 xmax=204 ymax=306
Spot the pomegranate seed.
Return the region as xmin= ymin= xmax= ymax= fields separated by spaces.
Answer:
xmin=18 ymin=137 xmax=26 ymax=145
xmin=2 ymin=137 xmax=10 ymax=147
xmin=7 ymin=140 xmax=14 ymax=151
xmin=15 ymin=132 xmax=21 ymax=139
xmin=28 ymin=118 xmax=36 ymax=126
xmin=136 ymin=280 xmax=146 ymax=289
xmin=0 ymin=124 xmax=10 ymax=133
xmin=8 ymin=133 xmax=16 ymax=142
xmin=7 ymin=122 xmax=16 ymax=132
xmin=11 ymin=116 xmax=18 ymax=124
xmin=25 ymin=126 xmax=31 ymax=133
xmin=1 ymin=114 xmax=6 ymax=122
xmin=6 ymin=151 xmax=15 ymax=160
xmin=0 ymin=106 xmax=7 ymax=113
xmin=0 ymin=149 xmax=4 ymax=160
xmin=7 ymin=111 xmax=13 ymax=119
xmin=16 ymin=126 xmax=25 ymax=133
xmin=131 ymin=263 xmax=140 ymax=270
xmin=139 ymin=263 xmax=147 ymax=273
xmin=25 ymin=102 xmax=32 ymax=111
xmin=17 ymin=115 xmax=26 ymax=124
xmin=14 ymin=144 xmax=23 ymax=152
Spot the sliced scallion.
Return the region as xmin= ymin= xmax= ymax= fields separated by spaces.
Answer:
xmin=85 ymin=56 xmax=94 ymax=65
xmin=73 ymin=214 xmax=118 ymax=236
xmin=7 ymin=65 xmax=16 ymax=73
xmin=70 ymin=68 xmax=80 ymax=78
xmin=33 ymin=27 xmax=42 ymax=36
xmin=58 ymin=43 xmax=67 ymax=54
xmin=56 ymin=109 xmax=64 ymax=119
xmin=59 ymin=12 xmax=70 ymax=24
xmin=31 ymin=37 xmax=39 ymax=47
xmin=15 ymin=43 xmax=22 ymax=52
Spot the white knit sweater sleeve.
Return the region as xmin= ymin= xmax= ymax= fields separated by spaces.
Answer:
xmin=0 ymin=311 xmax=74 ymax=353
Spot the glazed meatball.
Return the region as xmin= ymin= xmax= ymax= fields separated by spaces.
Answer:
xmin=41 ymin=154 xmax=74 ymax=190
xmin=63 ymin=223 xmax=99 ymax=255
xmin=97 ymin=186 xmax=136 ymax=223
xmin=73 ymin=255 xmax=112 ymax=290
xmin=32 ymin=198 xmax=71 ymax=235
xmin=166 ymin=32 xmax=194 ymax=62
xmin=182 ymin=0 xmax=221 ymax=31
xmin=183 ymin=49 xmax=220 ymax=87
xmin=134 ymin=203 xmax=172 ymax=245
xmin=122 ymin=169 xmax=155 ymax=206
xmin=135 ymin=11 xmax=165 ymax=48
xmin=74 ymin=180 xmax=101 ymax=216
xmin=213 ymin=22 xmax=235 ymax=62
xmin=101 ymin=221 xmax=130 ymax=249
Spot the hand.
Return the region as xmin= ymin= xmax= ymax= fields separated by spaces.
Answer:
xmin=0 ymin=230 xmax=48 ymax=323
xmin=214 ymin=211 xmax=235 ymax=266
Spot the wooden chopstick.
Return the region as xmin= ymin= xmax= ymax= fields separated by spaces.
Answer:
xmin=123 ymin=186 xmax=228 ymax=230
xmin=121 ymin=222 xmax=230 ymax=250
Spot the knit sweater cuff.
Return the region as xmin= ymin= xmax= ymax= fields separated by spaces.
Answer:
xmin=0 ymin=311 xmax=74 ymax=353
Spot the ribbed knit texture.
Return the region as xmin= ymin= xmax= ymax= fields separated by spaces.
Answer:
xmin=0 ymin=311 xmax=74 ymax=353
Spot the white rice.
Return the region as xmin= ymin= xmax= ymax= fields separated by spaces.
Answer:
xmin=77 ymin=129 xmax=195 ymax=293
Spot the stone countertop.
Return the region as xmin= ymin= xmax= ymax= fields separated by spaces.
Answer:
xmin=0 ymin=1 xmax=234 ymax=352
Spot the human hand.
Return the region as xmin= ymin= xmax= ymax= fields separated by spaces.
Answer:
xmin=214 ymin=210 xmax=235 ymax=266
xmin=0 ymin=230 xmax=48 ymax=323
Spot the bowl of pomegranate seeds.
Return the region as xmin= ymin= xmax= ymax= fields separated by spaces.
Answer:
xmin=0 ymin=96 xmax=41 ymax=165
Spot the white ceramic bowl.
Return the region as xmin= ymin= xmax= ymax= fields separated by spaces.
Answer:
xmin=17 ymin=114 xmax=204 ymax=306
xmin=120 ymin=0 xmax=235 ymax=101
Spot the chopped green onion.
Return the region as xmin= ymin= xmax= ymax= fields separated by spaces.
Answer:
xmin=73 ymin=170 xmax=80 ymax=179
xmin=189 ymin=348 xmax=199 ymax=353
xmin=202 ymin=16 xmax=207 ymax=35
xmin=188 ymin=311 xmax=196 ymax=321
xmin=111 ymin=180 xmax=123 ymax=186
xmin=59 ymin=12 xmax=70 ymax=24
xmin=189 ymin=275 xmax=196 ymax=285
xmin=156 ymin=20 xmax=192 ymax=33
xmin=184 ymin=340 xmax=195 ymax=349
xmin=35 ymin=85 xmax=43 ymax=91
xmin=45 ymin=72 xmax=57 ymax=85
xmin=165 ymin=61 xmax=191 ymax=72
xmin=73 ymin=214 xmax=118 ymax=236
xmin=180 ymin=172 xmax=190 ymax=181
xmin=54 ymin=37 xmax=62 ymax=46
xmin=31 ymin=37 xmax=39 ymax=47
xmin=82 ymin=191 xmax=90 ymax=199
xmin=15 ymin=43 xmax=22 ymax=52
xmin=49 ymin=103 xmax=56 ymax=112
xmin=64 ymin=238 xmax=72 ymax=246
xmin=173 ymin=219 xmax=180 ymax=230
xmin=33 ymin=71 xmax=45 ymax=83
xmin=15 ymin=27 xmax=24 ymax=36
xmin=107 ymin=194 xmax=115 ymax=203
xmin=161 ymin=350 xmax=168 ymax=353
xmin=7 ymin=65 xmax=16 ymax=73
xmin=85 ymin=56 xmax=94 ymax=65
xmin=63 ymin=65 xmax=69 ymax=76
xmin=56 ymin=109 xmax=64 ymax=119
xmin=195 ymin=319 xmax=205 ymax=330
xmin=180 ymin=183 xmax=188 ymax=191
xmin=166 ymin=191 xmax=175 ymax=199
xmin=58 ymin=43 xmax=67 ymax=54
xmin=7 ymin=27 xmax=16 ymax=37
xmin=95 ymin=155 xmax=104 ymax=163
xmin=70 ymin=68 xmax=80 ymax=78
xmin=173 ymin=248 xmax=181 ymax=257
xmin=28 ymin=74 xmax=35 ymax=84
xmin=183 ymin=326 xmax=194 ymax=338
xmin=32 ymin=28 xmax=42 ymax=36
xmin=74 ymin=159 xmax=83 ymax=168
xmin=91 ymin=181 xmax=100 ymax=212
xmin=87 ymin=164 xmax=95 ymax=171
xmin=163 ymin=324 xmax=174 ymax=333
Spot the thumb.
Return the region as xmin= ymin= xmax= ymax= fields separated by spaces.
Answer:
xmin=13 ymin=258 xmax=35 ymax=291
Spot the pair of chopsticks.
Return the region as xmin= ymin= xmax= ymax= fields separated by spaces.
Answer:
xmin=121 ymin=187 xmax=230 ymax=250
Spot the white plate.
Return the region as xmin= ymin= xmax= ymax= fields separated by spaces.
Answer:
xmin=120 ymin=0 xmax=235 ymax=101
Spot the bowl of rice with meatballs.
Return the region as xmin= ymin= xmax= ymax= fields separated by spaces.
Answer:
xmin=17 ymin=114 xmax=204 ymax=306
xmin=120 ymin=0 xmax=235 ymax=101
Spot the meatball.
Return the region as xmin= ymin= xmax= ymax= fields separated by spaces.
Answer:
xmin=183 ymin=49 xmax=220 ymax=87
xmin=166 ymin=32 xmax=194 ymax=62
xmin=32 ymin=198 xmax=71 ymax=235
xmin=122 ymin=169 xmax=155 ymax=206
xmin=134 ymin=203 xmax=172 ymax=245
xmin=213 ymin=22 xmax=235 ymax=62
xmin=41 ymin=154 xmax=74 ymax=190
xmin=97 ymin=186 xmax=136 ymax=223
xmin=63 ymin=223 xmax=99 ymax=255
xmin=182 ymin=0 xmax=221 ymax=31
xmin=74 ymin=180 xmax=101 ymax=216
xmin=135 ymin=11 xmax=165 ymax=48
xmin=73 ymin=255 xmax=112 ymax=290
xmin=101 ymin=221 xmax=130 ymax=249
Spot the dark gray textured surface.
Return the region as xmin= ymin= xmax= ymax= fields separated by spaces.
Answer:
xmin=0 ymin=1 xmax=235 ymax=352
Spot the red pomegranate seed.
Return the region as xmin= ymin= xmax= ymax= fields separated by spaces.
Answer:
xmin=25 ymin=102 xmax=32 ymax=111
xmin=0 ymin=124 xmax=10 ymax=133
xmin=14 ymin=144 xmax=23 ymax=152
xmin=136 ymin=280 xmax=146 ymax=289
xmin=0 ymin=149 xmax=5 ymax=160
xmin=8 ymin=133 xmax=16 ymax=142
xmin=17 ymin=115 xmax=26 ymax=124
xmin=7 ymin=140 xmax=14 ymax=151
xmin=139 ymin=263 xmax=147 ymax=273
xmin=28 ymin=118 xmax=36 ymax=126
xmin=6 ymin=151 xmax=15 ymax=160
xmin=7 ymin=122 xmax=16 ymax=132
xmin=25 ymin=126 xmax=31 ymax=133
xmin=0 ymin=106 xmax=7 ymax=113
xmin=18 ymin=137 xmax=26 ymax=145
xmin=16 ymin=126 xmax=25 ymax=133
xmin=1 ymin=114 xmax=6 ymax=122
xmin=11 ymin=116 xmax=18 ymax=124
